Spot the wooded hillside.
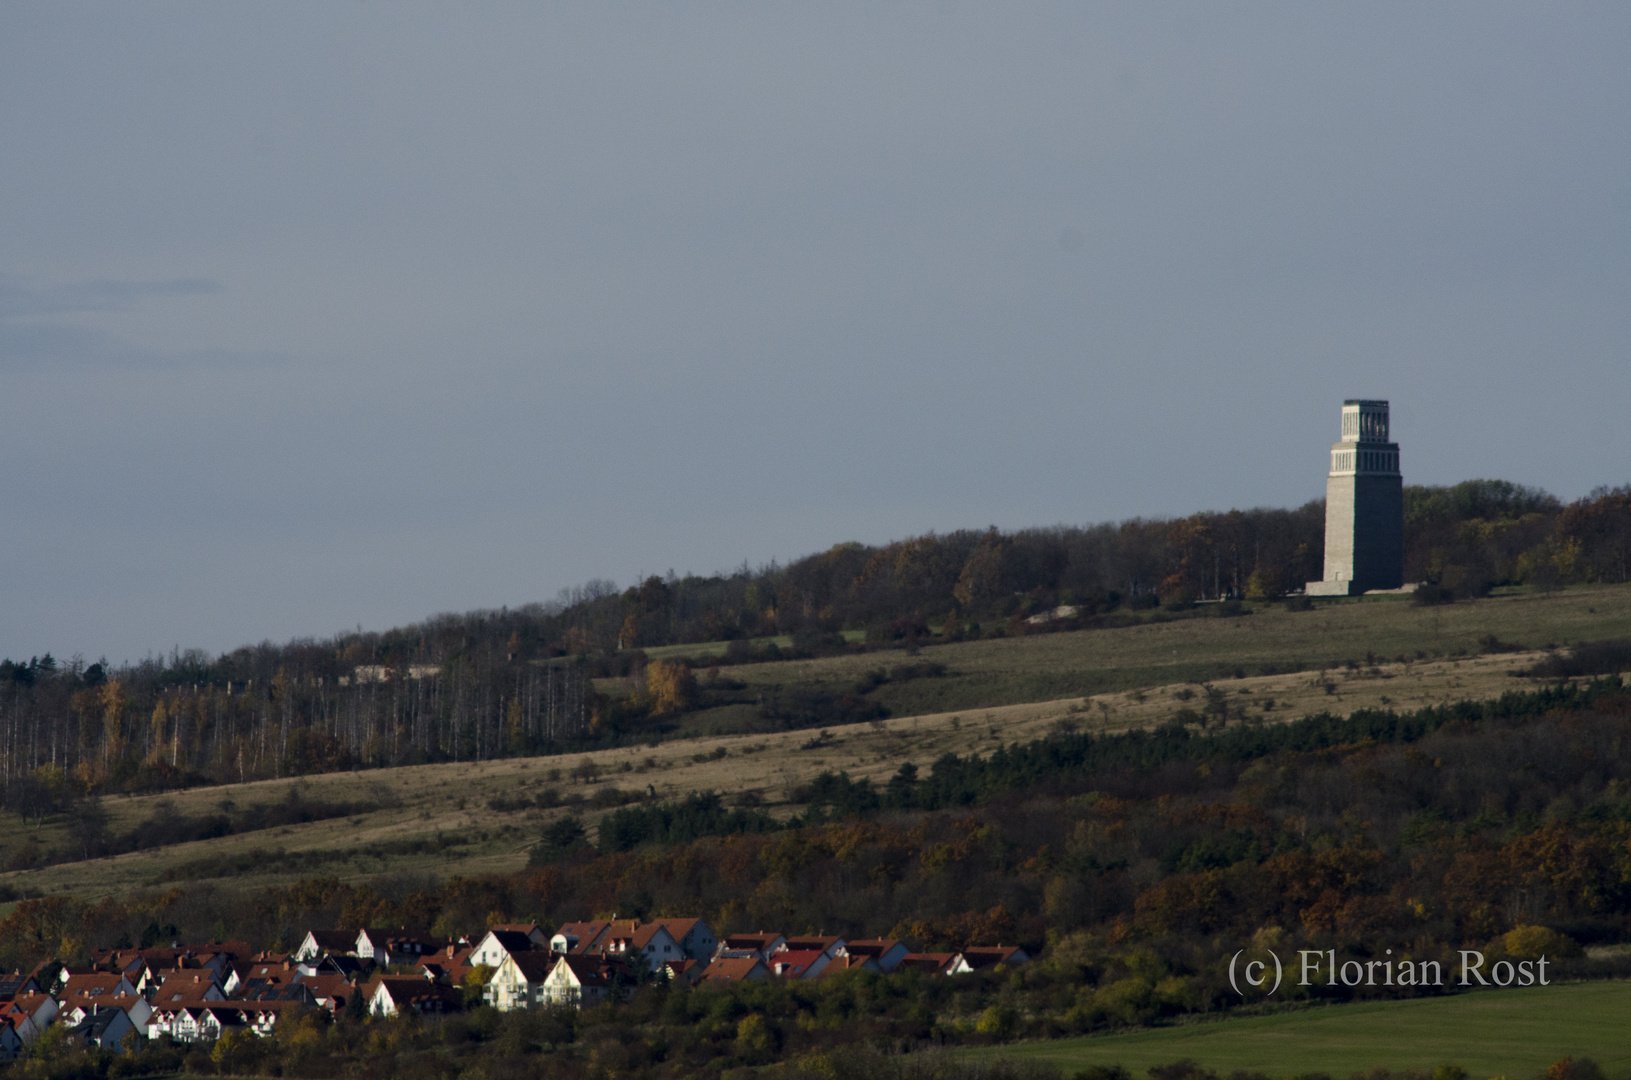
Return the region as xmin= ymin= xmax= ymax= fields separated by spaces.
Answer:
xmin=0 ymin=481 xmax=1624 ymax=804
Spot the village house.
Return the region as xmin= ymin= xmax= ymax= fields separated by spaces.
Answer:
xmin=66 ymin=1006 xmax=135 ymax=1050
xmin=210 ymin=1001 xmax=306 ymax=1038
xmin=698 ymin=956 xmax=772 ymax=984
xmin=843 ymin=939 xmax=911 ymax=972
xmin=52 ymin=967 xmax=94 ymax=990
xmin=94 ymin=948 xmax=216 ymax=995
xmin=490 ymin=923 xmax=550 ymax=947
xmin=486 ymin=953 xmax=558 ymax=1011
xmin=96 ymin=960 xmax=157 ymax=996
xmin=768 ymin=950 xmax=830 ymax=979
xmin=959 ymin=945 xmax=1029 ymax=970
xmin=90 ymin=949 xmax=161 ymax=988
xmin=653 ymin=918 xmax=718 ymax=960
xmin=663 ymin=959 xmax=706 ymax=987
xmin=224 ymin=958 xmax=299 ymax=997
xmin=550 ymin=920 xmax=680 ymax=973
xmin=181 ymin=944 xmax=254 ymax=983
xmin=151 ymin=971 xmax=226 ymax=1005
xmin=0 ymin=1018 xmax=23 ymax=1061
xmin=896 ymin=953 xmax=969 ymax=976
xmin=367 ymin=976 xmax=458 ymax=1018
xmin=716 ymin=932 xmax=785 ymax=961
xmin=470 ymin=928 xmax=539 ymax=969
xmin=417 ymin=944 xmax=478 ymax=986
xmin=0 ymin=973 xmax=41 ymax=1001
xmin=295 ymin=930 xmax=359 ymax=961
xmin=153 ymin=1004 xmax=231 ymax=1044
xmin=146 ymin=1004 xmax=201 ymax=1042
xmin=297 ymin=974 xmax=355 ymax=1013
xmin=237 ymin=983 xmax=320 ymax=1009
xmin=356 ymin=928 xmax=444 ymax=966
xmin=186 ymin=1006 xmax=249 ymax=1043
xmin=297 ymin=953 xmax=370 ymax=982
xmin=57 ymin=971 xmax=138 ymax=999
xmin=58 ymin=992 xmax=151 ymax=1034
xmin=0 ymin=992 xmax=58 ymax=1042
xmin=782 ymin=935 xmax=847 ymax=960
xmin=0 ymin=918 xmax=1033 ymax=1053
xmin=539 ymin=955 xmax=633 ymax=1008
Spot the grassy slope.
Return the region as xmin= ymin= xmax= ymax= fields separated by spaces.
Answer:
xmin=972 ymin=981 xmax=1631 ymax=1077
xmin=664 ymin=584 xmax=1631 ymax=736
xmin=2 ymin=583 xmax=1628 ymax=903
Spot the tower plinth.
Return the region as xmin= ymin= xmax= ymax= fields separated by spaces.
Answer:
xmin=1306 ymin=399 xmax=1403 ymax=596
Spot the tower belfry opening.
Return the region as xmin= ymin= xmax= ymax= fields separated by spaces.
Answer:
xmin=1305 ymin=399 xmax=1403 ymax=597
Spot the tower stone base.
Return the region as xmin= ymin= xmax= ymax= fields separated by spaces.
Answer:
xmin=1305 ymin=579 xmax=1361 ymax=597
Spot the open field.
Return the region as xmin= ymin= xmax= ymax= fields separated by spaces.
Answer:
xmin=652 ymin=583 xmax=1631 ymax=737
xmin=641 ymin=630 xmax=865 ymax=661
xmin=1 ymin=584 xmax=1628 ymax=902
xmin=970 ymin=980 xmax=1631 ymax=1076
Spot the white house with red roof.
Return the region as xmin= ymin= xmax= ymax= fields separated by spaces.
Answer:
xmin=470 ymin=929 xmax=539 ymax=969
xmin=538 ymin=955 xmax=634 ymax=1008
xmin=57 ymin=972 xmax=138 ymax=999
xmin=549 ymin=920 xmax=679 ymax=973
xmin=151 ymin=972 xmax=225 ymax=1005
xmin=295 ymin=930 xmax=358 ymax=961
xmin=485 ymin=953 xmax=558 ymax=1012
xmin=366 ymin=976 xmax=458 ymax=1018
xmin=58 ymin=993 xmax=151 ymax=1034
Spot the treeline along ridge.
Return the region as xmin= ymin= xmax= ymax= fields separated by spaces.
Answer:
xmin=0 ymin=481 xmax=1626 ymax=804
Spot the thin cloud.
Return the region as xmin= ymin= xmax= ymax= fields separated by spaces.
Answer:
xmin=0 ymin=274 xmax=221 ymax=319
xmin=0 ymin=274 xmax=271 ymax=370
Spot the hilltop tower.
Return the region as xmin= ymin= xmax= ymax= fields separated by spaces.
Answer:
xmin=1305 ymin=399 xmax=1403 ymax=596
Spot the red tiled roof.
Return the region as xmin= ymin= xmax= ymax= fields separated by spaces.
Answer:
xmin=700 ymin=957 xmax=768 ymax=982
xmin=770 ymin=949 xmax=826 ymax=977
xmin=783 ymin=935 xmax=844 ymax=953
xmin=816 ymin=956 xmax=880 ymax=977
xmin=896 ymin=952 xmax=962 ymax=974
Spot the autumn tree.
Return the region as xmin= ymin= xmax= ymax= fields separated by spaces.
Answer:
xmin=644 ymin=660 xmax=698 ymax=714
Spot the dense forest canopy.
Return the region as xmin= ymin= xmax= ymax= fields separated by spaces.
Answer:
xmin=0 ymin=480 xmax=1626 ymax=801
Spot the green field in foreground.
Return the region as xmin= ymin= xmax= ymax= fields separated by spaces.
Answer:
xmin=971 ymin=981 xmax=1631 ymax=1077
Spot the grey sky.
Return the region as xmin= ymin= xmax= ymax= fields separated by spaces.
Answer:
xmin=3 ymin=3 xmax=1628 ymax=662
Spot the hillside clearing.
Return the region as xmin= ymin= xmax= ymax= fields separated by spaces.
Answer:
xmin=0 ymin=642 xmax=1610 ymax=901
xmin=646 ymin=583 xmax=1631 ymax=737
xmin=3 ymin=583 xmax=1628 ymax=901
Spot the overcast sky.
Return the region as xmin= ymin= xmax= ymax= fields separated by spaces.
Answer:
xmin=3 ymin=3 xmax=1628 ymax=663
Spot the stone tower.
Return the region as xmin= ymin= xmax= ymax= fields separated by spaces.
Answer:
xmin=1305 ymin=399 xmax=1403 ymax=596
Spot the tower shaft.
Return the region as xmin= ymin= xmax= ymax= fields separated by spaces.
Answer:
xmin=1307 ymin=400 xmax=1403 ymax=596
